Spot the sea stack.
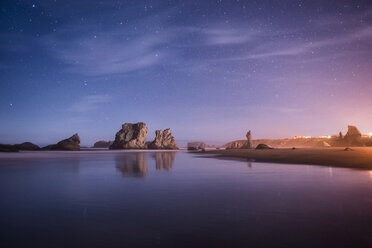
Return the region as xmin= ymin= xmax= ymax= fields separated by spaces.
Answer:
xmin=339 ymin=131 xmax=344 ymax=140
xmin=42 ymin=133 xmax=81 ymax=151
xmin=148 ymin=129 xmax=178 ymax=150
xmin=241 ymin=130 xmax=253 ymax=149
xmin=109 ymin=122 xmax=148 ymax=149
xmin=344 ymin=125 xmax=362 ymax=146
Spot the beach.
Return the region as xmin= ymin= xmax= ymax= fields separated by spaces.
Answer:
xmin=202 ymin=147 xmax=372 ymax=170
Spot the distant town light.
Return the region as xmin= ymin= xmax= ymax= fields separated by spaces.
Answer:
xmin=293 ymin=136 xmax=311 ymax=139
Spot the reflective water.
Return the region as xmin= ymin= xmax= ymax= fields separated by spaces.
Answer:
xmin=0 ymin=151 xmax=371 ymax=247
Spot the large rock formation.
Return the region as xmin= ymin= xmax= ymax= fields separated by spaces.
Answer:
xmin=93 ymin=140 xmax=113 ymax=148
xmin=109 ymin=123 xmax=148 ymax=149
xmin=148 ymin=129 xmax=178 ymax=150
xmin=42 ymin=133 xmax=80 ymax=151
xmin=344 ymin=125 xmax=362 ymax=146
xmin=241 ymin=130 xmax=253 ymax=149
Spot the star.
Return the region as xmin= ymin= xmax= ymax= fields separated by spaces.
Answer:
xmin=32 ymin=4 xmax=36 ymax=8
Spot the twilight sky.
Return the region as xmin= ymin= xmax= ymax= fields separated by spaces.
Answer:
xmin=1 ymin=0 xmax=372 ymax=146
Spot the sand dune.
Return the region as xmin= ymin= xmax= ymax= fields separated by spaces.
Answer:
xmin=202 ymin=147 xmax=372 ymax=170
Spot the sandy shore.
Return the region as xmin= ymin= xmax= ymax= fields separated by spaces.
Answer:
xmin=201 ymin=147 xmax=372 ymax=170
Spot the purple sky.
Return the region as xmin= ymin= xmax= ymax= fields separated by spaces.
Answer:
xmin=0 ymin=0 xmax=372 ymax=146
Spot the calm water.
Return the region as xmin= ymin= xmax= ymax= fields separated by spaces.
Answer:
xmin=0 ymin=151 xmax=372 ymax=248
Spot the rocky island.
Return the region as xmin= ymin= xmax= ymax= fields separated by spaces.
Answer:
xmin=148 ymin=129 xmax=178 ymax=150
xmin=109 ymin=122 xmax=178 ymax=150
xmin=0 ymin=142 xmax=40 ymax=152
xmin=109 ymin=122 xmax=148 ymax=149
xmin=42 ymin=133 xmax=80 ymax=151
xmin=1 ymin=122 xmax=179 ymax=152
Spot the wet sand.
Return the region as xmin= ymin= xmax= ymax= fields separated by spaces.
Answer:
xmin=202 ymin=147 xmax=372 ymax=170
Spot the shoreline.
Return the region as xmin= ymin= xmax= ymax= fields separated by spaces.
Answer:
xmin=2 ymin=148 xmax=372 ymax=170
xmin=0 ymin=149 xmax=181 ymax=160
xmin=200 ymin=147 xmax=372 ymax=170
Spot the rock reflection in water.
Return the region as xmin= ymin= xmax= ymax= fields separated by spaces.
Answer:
xmin=153 ymin=152 xmax=176 ymax=171
xmin=115 ymin=153 xmax=148 ymax=177
xmin=115 ymin=152 xmax=176 ymax=177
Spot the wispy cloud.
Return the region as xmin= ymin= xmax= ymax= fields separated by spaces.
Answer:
xmin=68 ymin=95 xmax=111 ymax=112
xmin=41 ymin=8 xmax=178 ymax=76
xmin=271 ymin=107 xmax=304 ymax=114
xmin=241 ymin=25 xmax=372 ymax=60
xmin=45 ymin=31 xmax=169 ymax=76
xmin=203 ymin=28 xmax=257 ymax=45
xmin=38 ymin=8 xmax=372 ymax=77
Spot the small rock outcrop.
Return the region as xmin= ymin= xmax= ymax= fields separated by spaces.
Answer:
xmin=0 ymin=144 xmax=19 ymax=152
xmin=187 ymin=142 xmax=206 ymax=150
xmin=0 ymin=142 xmax=40 ymax=152
xmin=317 ymin=141 xmax=331 ymax=147
xmin=148 ymin=129 xmax=178 ymax=150
xmin=93 ymin=140 xmax=113 ymax=148
xmin=226 ymin=140 xmax=245 ymax=149
xmin=15 ymin=142 xmax=40 ymax=150
xmin=255 ymin=144 xmax=273 ymax=150
xmin=344 ymin=125 xmax=362 ymax=146
xmin=109 ymin=123 xmax=148 ymax=149
xmin=241 ymin=130 xmax=253 ymax=149
xmin=42 ymin=133 xmax=80 ymax=151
